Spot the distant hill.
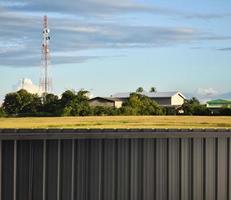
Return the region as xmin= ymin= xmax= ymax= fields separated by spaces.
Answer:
xmin=214 ymin=92 xmax=231 ymax=100
xmin=183 ymin=91 xmax=231 ymax=103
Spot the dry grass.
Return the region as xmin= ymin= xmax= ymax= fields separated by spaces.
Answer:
xmin=0 ymin=116 xmax=231 ymax=129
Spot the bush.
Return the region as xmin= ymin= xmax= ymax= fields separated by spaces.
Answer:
xmin=0 ymin=107 xmax=5 ymax=117
xmin=92 ymin=106 xmax=118 ymax=116
xmin=219 ymin=107 xmax=231 ymax=116
xmin=2 ymin=89 xmax=42 ymax=116
xmin=163 ymin=107 xmax=177 ymax=115
xmin=182 ymin=97 xmax=211 ymax=116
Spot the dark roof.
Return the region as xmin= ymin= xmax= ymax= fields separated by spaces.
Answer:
xmin=89 ymin=97 xmax=122 ymax=102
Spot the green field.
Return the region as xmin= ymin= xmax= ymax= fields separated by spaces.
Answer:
xmin=0 ymin=116 xmax=231 ymax=129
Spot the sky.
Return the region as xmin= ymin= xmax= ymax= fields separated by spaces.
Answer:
xmin=0 ymin=0 xmax=231 ymax=101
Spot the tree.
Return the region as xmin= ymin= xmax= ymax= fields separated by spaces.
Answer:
xmin=61 ymin=89 xmax=91 ymax=116
xmin=3 ymin=92 xmax=21 ymax=115
xmin=21 ymin=94 xmax=42 ymax=115
xmin=60 ymin=90 xmax=76 ymax=107
xmin=136 ymin=87 xmax=144 ymax=93
xmin=150 ymin=87 xmax=156 ymax=93
xmin=3 ymin=89 xmax=41 ymax=116
xmin=188 ymin=97 xmax=200 ymax=104
xmin=121 ymin=93 xmax=163 ymax=115
xmin=42 ymin=93 xmax=61 ymax=116
xmin=0 ymin=107 xmax=5 ymax=117
xmin=182 ymin=97 xmax=210 ymax=115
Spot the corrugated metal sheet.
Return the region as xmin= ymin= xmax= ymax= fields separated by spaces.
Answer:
xmin=111 ymin=91 xmax=180 ymax=98
xmin=0 ymin=129 xmax=231 ymax=200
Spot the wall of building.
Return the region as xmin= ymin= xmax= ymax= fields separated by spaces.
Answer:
xmin=152 ymin=98 xmax=171 ymax=106
xmin=171 ymin=93 xmax=185 ymax=106
xmin=114 ymin=101 xmax=123 ymax=108
xmin=89 ymin=99 xmax=114 ymax=107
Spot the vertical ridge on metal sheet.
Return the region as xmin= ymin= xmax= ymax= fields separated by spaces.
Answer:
xmin=203 ymin=138 xmax=206 ymax=200
xmin=71 ymin=139 xmax=75 ymax=200
xmin=143 ymin=139 xmax=155 ymax=200
xmin=228 ymin=138 xmax=231 ymax=200
xmin=117 ymin=139 xmax=130 ymax=200
xmin=130 ymin=139 xmax=143 ymax=200
xmin=193 ymin=138 xmax=204 ymax=200
xmin=156 ymin=138 xmax=168 ymax=200
xmin=217 ymin=138 xmax=228 ymax=200
xmin=46 ymin=140 xmax=58 ymax=200
xmin=100 ymin=139 xmax=104 ymax=200
xmin=13 ymin=140 xmax=17 ymax=200
xmin=99 ymin=139 xmax=103 ymax=200
xmin=75 ymin=139 xmax=90 ymax=200
xmin=2 ymin=141 xmax=14 ymax=200
xmin=57 ymin=140 xmax=61 ymax=200
xmin=42 ymin=140 xmax=46 ymax=200
xmin=128 ymin=139 xmax=131 ymax=200
xmin=179 ymin=138 xmax=182 ymax=200
xmin=60 ymin=140 xmax=72 ymax=200
xmin=168 ymin=138 xmax=180 ymax=200
xmin=28 ymin=141 xmax=33 ymax=200
xmin=103 ymin=139 xmax=116 ymax=200
xmin=191 ymin=138 xmax=194 ymax=200
xmin=205 ymin=138 xmax=216 ymax=200
xmin=181 ymin=138 xmax=192 ymax=200
xmin=167 ymin=138 xmax=169 ymax=200
xmin=215 ymin=138 xmax=218 ymax=200
xmin=0 ymin=141 xmax=2 ymax=200
xmin=17 ymin=141 xmax=30 ymax=200
xmin=32 ymin=140 xmax=44 ymax=200
xmin=88 ymin=139 xmax=103 ymax=200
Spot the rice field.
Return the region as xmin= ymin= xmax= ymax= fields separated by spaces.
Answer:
xmin=0 ymin=116 xmax=230 ymax=129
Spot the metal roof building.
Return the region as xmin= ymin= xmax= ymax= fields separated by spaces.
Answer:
xmin=89 ymin=97 xmax=123 ymax=108
xmin=207 ymin=99 xmax=231 ymax=108
xmin=111 ymin=91 xmax=186 ymax=107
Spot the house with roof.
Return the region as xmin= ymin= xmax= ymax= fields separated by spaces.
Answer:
xmin=89 ymin=91 xmax=186 ymax=109
xmin=206 ymin=99 xmax=231 ymax=114
xmin=89 ymin=97 xmax=123 ymax=108
xmin=111 ymin=91 xmax=186 ymax=107
xmin=207 ymin=99 xmax=231 ymax=108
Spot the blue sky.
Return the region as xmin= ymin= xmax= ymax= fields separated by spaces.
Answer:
xmin=0 ymin=0 xmax=231 ymax=101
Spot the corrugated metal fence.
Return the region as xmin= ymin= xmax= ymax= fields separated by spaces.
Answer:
xmin=0 ymin=129 xmax=231 ymax=200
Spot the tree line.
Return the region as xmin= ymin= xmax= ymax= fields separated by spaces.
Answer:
xmin=0 ymin=89 xmax=230 ymax=117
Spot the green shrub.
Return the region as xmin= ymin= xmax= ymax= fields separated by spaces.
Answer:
xmin=0 ymin=107 xmax=5 ymax=117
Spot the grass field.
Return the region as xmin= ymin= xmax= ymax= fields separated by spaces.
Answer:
xmin=0 ymin=116 xmax=231 ymax=129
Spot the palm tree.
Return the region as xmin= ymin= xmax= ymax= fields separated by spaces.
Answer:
xmin=136 ymin=87 xmax=144 ymax=93
xmin=150 ymin=87 xmax=156 ymax=93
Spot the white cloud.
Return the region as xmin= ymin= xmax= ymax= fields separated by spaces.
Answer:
xmin=16 ymin=78 xmax=42 ymax=94
xmin=196 ymin=88 xmax=219 ymax=97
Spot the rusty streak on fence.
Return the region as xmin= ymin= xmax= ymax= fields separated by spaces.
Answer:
xmin=0 ymin=129 xmax=231 ymax=200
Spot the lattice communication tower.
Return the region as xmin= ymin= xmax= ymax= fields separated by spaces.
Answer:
xmin=39 ymin=15 xmax=52 ymax=95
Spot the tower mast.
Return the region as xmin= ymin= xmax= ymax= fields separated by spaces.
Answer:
xmin=40 ymin=15 xmax=52 ymax=96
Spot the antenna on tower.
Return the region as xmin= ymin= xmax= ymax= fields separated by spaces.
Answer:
xmin=21 ymin=78 xmax=25 ymax=90
xmin=40 ymin=15 xmax=52 ymax=98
